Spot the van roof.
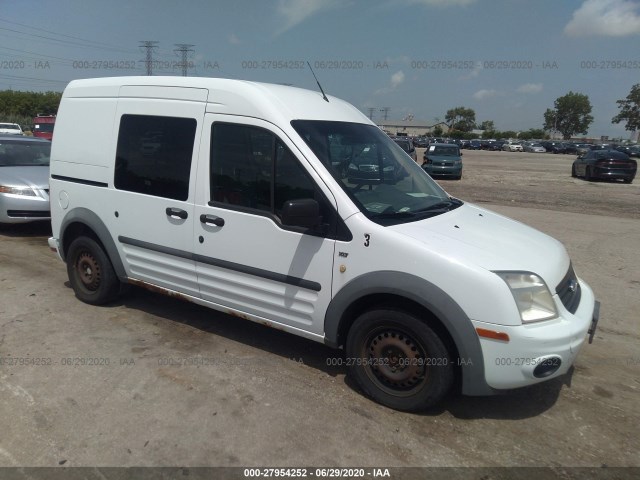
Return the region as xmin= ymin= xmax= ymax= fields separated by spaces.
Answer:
xmin=62 ymin=76 xmax=370 ymax=124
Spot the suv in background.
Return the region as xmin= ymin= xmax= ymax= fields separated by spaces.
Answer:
xmin=422 ymin=143 xmax=463 ymax=179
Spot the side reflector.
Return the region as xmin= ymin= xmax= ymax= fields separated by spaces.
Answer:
xmin=476 ymin=328 xmax=510 ymax=342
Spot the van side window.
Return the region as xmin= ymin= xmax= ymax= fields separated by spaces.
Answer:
xmin=114 ymin=115 xmax=196 ymax=201
xmin=210 ymin=123 xmax=337 ymax=233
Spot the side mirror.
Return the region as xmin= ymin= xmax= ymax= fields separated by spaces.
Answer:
xmin=281 ymin=198 xmax=321 ymax=229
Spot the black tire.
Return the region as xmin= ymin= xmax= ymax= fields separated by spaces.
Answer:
xmin=345 ymin=309 xmax=454 ymax=411
xmin=571 ymin=164 xmax=577 ymax=178
xmin=66 ymin=236 xmax=120 ymax=305
xmin=623 ymin=177 xmax=633 ymax=184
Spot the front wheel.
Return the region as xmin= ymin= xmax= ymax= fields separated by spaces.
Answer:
xmin=67 ymin=236 xmax=120 ymax=305
xmin=571 ymin=164 xmax=577 ymax=178
xmin=345 ymin=309 xmax=454 ymax=411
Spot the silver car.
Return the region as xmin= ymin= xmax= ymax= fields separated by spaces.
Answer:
xmin=524 ymin=142 xmax=547 ymax=153
xmin=0 ymin=135 xmax=51 ymax=224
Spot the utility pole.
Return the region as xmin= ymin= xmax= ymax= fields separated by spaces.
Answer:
xmin=139 ymin=41 xmax=159 ymax=76
xmin=380 ymin=107 xmax=390 ymax=121
xmin=367 ymin=107 xmax=375 ymax=120
xmin=174 ymin=44 xmax=195 ymax=76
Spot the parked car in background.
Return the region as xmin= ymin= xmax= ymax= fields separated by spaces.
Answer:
xmin=487 ymin=140 xmax=505 ymax=151
xmin=562 ymin=143 xmax=578 ymax=155
xmin=502 ymin=141 xmax=523 ymax=152
xmin=0 ymin=135 xmax=51 ymax=223
xmin=523 ymin=142 xmax=546 ymax=153
xmin=468 ymin=140 xmax=482 ymax=150
xmin=572 ymin=149 xmax=636 ymax=183
xmin=413 ymin=137 xmax=430 ymax=148
xmin=574 ymin=143 xmax=593 ymax=156
xmin=615 ymin=145 xmax=640 ymax=158
xmin=422 ymin=143 xmax=463 ymax=179
xmin=392 ymin=137 xmax=417 ymax=162
xmin=0 ymin=123 xmax=24 ymax=135
xmin=541 ymin=141 xmax=567 ymax=154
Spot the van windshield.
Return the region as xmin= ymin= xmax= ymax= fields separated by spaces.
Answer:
xmin=291 ymin=120 xmax=460 ymax=225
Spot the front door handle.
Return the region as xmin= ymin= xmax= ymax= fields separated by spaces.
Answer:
xmin=166 ymin=207 xmax=188 ymax=220
xmin=200 ymin=214 xmax=225 ymax=227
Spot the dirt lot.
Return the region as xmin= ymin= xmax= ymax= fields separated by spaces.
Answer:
xmin=0 ymin=150 xmax=638 ymax=473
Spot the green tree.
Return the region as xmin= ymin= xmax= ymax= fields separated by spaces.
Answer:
xmin=445 ymin=106 xmax=476 ymax=132
xmin=432 ymin=124 xmax=443 ymax=136
xmin=543 ymin=91 xmax=593 ymax=140
xmin=612 ymin=84 xmax=640 ymax=133
xmin=478 ymin=120 xmax=495 ymax=131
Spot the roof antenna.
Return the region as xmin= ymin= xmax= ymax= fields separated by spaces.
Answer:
xmin=307 ymin=61 xmax=329 ymax=102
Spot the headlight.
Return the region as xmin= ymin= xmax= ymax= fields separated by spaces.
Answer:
xmin=495 ymin=271 xmax=558 ymax=323
xmin=0 ymin=186 xmax=37 ymax=196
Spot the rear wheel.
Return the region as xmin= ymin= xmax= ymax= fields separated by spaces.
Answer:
xmin=67 ymin=236 xmax=120 ymax=305
xmin=345 ymin=309 xmax=454 ymax=411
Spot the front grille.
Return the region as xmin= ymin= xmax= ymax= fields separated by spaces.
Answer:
xmin=556 ymin=263 xmax=581 ymax=314
xmin=7 ymin=210 xmax=51 ymax=218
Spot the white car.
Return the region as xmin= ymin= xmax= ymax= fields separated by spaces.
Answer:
xmin=48 ymin=77 xmax=599 ymax=412
xmin=0 ymin=123 xmax=24 ymax=135
xmin=502 ymin=141 xmax=523 ymax=152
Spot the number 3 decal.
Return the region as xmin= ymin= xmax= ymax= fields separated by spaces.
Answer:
xmin=364 ymin=234 xmax=370 ymax=247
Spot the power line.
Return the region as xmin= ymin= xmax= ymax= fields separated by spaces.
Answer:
xmin=174 ymin=44 xmax=195 ymax=77
xmin=140 ymin=41 xmax=159 ymax=76
xmin=0 ymin=16 xmax=139 ymax=53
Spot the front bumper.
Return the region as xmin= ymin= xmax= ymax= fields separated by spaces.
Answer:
xmin=48 ymin=237 xmax=64 ymax=261
xmin=473 ymin=278 xmax=598 ymax=390
xmin=0 ymin=191 xmax=50 ymax=223
xmin=423 ymin=165 xmax=462 ymax=177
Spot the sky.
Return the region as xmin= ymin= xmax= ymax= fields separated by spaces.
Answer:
xmin=1 ymin=0 xmax=639 ymax=138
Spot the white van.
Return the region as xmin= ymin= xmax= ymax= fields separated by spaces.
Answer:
xmin=49 ymin=77 xmax=599 ymax=411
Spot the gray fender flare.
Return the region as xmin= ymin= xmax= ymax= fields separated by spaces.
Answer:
xmin=59 ymin=207 xmax=127 ymax=280
xmin=324 ymin=271 xmax=494 ymax=396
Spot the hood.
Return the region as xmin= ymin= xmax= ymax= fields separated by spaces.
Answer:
xmin=0 ymin=166 xmax=50 ymax=189
xmin=390 ymin=203 xmax=569 ymax=288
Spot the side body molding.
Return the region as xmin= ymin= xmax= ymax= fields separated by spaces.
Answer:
xmin=324 ymin=271 xmax=494 ymax=396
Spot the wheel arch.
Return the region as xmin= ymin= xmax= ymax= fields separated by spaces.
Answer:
xmin=59 ymin=207 xmax=126 ymax=280
xmin=324 ymin=271 xmax=494 ymax=396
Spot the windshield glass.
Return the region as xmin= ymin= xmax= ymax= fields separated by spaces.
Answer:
xmin=34 ymin=123 xmax=55 ymax=133
xmin=0 ymin=141 xmax=51 ymax=166
xmin=429 ymin=145 xmax=459 ymax=156
xmin=291 ymin=121 xmax=459 ymax=225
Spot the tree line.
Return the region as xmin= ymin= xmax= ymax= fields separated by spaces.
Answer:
xmin=440 ymin=83 xmax=640 ymax=140
xmin=0 ymin=90 xmax=62 ymax=128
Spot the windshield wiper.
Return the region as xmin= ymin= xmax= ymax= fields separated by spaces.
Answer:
xmin=415 ymin=198 xmax=463 ymax=213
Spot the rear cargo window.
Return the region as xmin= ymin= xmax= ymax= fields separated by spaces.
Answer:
xmin=114 ymin=114 xmax=196 ymax=200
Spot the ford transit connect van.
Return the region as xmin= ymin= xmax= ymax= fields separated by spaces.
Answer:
xmin=49 ymin=77 xmax=599 ymax=411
